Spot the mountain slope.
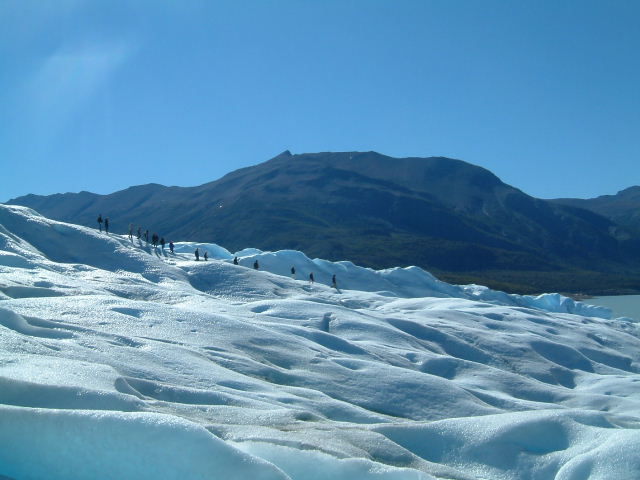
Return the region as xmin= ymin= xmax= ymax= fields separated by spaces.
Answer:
xmin=8 ymin=151 xmax=640 ymax=293
xmin=552 ymin=186 xmax=640 ymax=231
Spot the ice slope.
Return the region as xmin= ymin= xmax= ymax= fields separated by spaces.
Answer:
xmin=174 ymin=244 xmax=611 ymax=318
xmin=1 ymin=203 xmax=639 ymax=480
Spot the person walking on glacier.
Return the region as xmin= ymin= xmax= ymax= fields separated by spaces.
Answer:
xmin=97 ymin=214 xmax=103 ymax=232
xmin=195 ymin=248 xmax=200 ymax=261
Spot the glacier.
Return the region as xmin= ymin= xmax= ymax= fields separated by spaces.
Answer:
xmin=0 ymin=203 xmax=639 ymax=480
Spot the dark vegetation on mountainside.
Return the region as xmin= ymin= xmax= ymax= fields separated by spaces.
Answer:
xmin=552 ymin=186 xmax=640 ymax=233
xmin=8 ymin=151 xmax=640 ymax=295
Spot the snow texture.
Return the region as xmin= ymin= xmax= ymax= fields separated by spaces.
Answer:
xmin=0 ymin=204 xmax=638 ymax=479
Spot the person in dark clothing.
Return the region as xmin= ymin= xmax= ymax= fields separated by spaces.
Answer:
xmin=291 ymin=266 xmax=296 ymax=278
xmin=128 ymin=223 xmax=134 ymax=240
xmin=169 ymin=241 xmax=174 ymax=254
xmin=97 ymin=214 xmax=103 ymax=232
xmin=233 ymin=256 xmax=239 ymax=265
xmin=160 ymin=238 xmax=166 ymax=250
xmin=104 ymin=218 xmax=109 ymax=234
xmin=137 ymin=226 xmax=142 ymax=239
xmin=144 ymin=230 xmax=149 ymax=244
xmin=204 ymin=251 xmax=208 ymax=261
xmin=152 ymin=233 xmax=158 ymax=248
xmin=195 ymin=248 xmax=200 ymax=261
xmin=309 ymin=272 xmax=314 ymax=284
xmin=332 ymin=274 xmax=337 ymax=288
xmin=253 ymin=260 xmax=259 ymax=270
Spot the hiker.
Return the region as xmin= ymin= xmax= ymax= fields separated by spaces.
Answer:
xmin=204 ymin=251 xmax=208 ymax=261
xmin=152 ymin=233 xmax=159 ymax=248
xmin=233 ymin=256 xmax=239 ymax=265
xmin=160 ymin=238 xmax=166 ymax=250
xmin=128 ymin=223 xmax=134 ymax=240
xmin=195 ymin=248 xmax=200 ymax=261
xmin=97 ymin=214 xmax=103 ymax=232
xmin=104 ymin=218 xmax=109 ymax=234
xmin=332 ymin=274 xmax=337 ymax=288
xmin=137 ymin=226 xmax=142 ymax=239
xmin=309 ymin=272 xmax=314 ymax=284
xmin=144 ymin=230 xmax=149 ymax=244
xmin=291 ymin=266 xmax=296 ymax=278
xmin=169 ymin=241 xmax=174 ymax=254
xmin=253 ymin=260 xmax=259 ymax=270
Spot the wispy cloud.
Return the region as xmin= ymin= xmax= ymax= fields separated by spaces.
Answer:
xmin=27 ymin=41 xmax=135 ymax=140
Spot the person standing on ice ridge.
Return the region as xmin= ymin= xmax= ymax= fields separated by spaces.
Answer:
xmin=195 ymin=248 xmax=200 ymax=261
xmin=160 ymin=237 xmax=166 ymax=251
xmin=332 ymin=274 xmax=337 ymax=289
xmin=128 ymin=223 xmax=134 ymax=240
xmin=291 ymin=266 xmax=296 ymax=278
xmin=104 ymin=217 xmax=109 ymax=234
xmin=137 ymin=226 xmax=142 ymax=240
xmin=233 ymin=256 xmax=239 ymax=265
xmin=152 ymin=233 xmax=159 ymax=248
xmin=97 ymin=214 xmax=103 ymax=232
xmin=169 ymin=241 xmax=174 ymax=254
xmin=309 ymin=272 xmax=314 ymax=284
xmin=204 ymin=251 xmax=208 ymax=261
xmin=254 ymin=260 xmax=259 ymax=270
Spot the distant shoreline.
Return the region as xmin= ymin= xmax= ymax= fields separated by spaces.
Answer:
xmin=561 ymin=293 xmax=595 ymax=301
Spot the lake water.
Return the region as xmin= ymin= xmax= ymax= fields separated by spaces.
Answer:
xmin=583 ymin=295 xmax=640 ymax=320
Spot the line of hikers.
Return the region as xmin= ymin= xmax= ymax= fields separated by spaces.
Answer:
xmin=290 ymin=267 xmax=337 ymax=288
xmin=97 ymin=215 xmax=175 ymax=254
xmin=229 ymin=258 xmax=338 ymax=289
xmin=130 ymin=223 xmax=175 ymax=254
xmin=98 ymin=214 xmax=337 ymax=289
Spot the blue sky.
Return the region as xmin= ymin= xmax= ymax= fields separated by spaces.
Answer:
xmin=1 ymin=0 xmax=638 ymax=202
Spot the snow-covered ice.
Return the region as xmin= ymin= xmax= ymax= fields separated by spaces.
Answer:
xmin=0 ymin=204 xmax=639 ymax=479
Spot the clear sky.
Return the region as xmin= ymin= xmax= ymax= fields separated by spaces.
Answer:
xmin=1 ymin=0 xmax=638 ymax=202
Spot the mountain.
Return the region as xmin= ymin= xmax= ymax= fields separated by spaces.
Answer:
xmin=552 ymin=186 xmax=640 ymax=232
xmin=7 ymin=151 xmax=640 ymax=294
